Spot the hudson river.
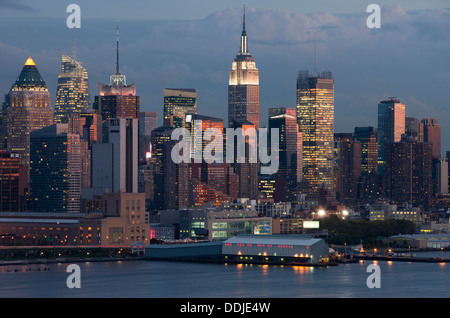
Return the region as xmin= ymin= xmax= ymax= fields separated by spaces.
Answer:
xmin=1 ymin=251 xmax=450 ymax=298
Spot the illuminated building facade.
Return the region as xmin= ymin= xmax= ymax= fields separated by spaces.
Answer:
xmin=93 ymin=25 xmax=139 ymax=120
xmin=30 ymin=124 xmax=81 ymax=213
xmin=377 ymin=97 xmax=405 ymax=175
xmin=268 ymin=107 xmax=302 ymax=201
xmin=296 ymin=70 xmax=334 ymax=198
xmin=334 ymin=133 xmax=362 ymax=205
xmin=0 ymin=151 xmax=20 ymax=212
xmin=228 ymin=9 xmax=260 ymax=130
xmin=3 ymin=57 xmax=53 ymax=167
xmin=353 ymin=126 xmax=378 ymax=175
xmin=385 ymin=138 xmax=433 ymax=208
xmin=422 ymin=118 xmax=441 ymax=158
xmin=54 ymin=53 xmax=91 ymax=123
xmin=163 ymin=88 xmax=197 ymax=128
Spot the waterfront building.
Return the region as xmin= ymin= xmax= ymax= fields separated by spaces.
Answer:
xmin=3 ymin=57 xmax=53 ymax=167
xmin=228 ymin=8 xmax=260 ymax=130
xmin=296 ymin=69 xmax=334 ymax=198
xmin=101 ymin=191 xmax=151 ymax=245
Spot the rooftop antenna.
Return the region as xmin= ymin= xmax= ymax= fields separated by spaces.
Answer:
xmin=314 ymin=30 xmax=318 ymax=77
xmin=243 ymin=4 xmax=246 ymax=34
xmin=116 ymin=21 xmax=120 ymax=75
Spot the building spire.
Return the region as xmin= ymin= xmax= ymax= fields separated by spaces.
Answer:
xmin=116 ymin=21 xmax=120 ymax=75
xmin=239 ymin=5 xmax=248 ymax=55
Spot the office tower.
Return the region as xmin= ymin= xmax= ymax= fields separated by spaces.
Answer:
xmin=151 ymin=126 xmax=190 ymax=210
xmin=422 ymin=118 xmax=441 ymax=158
xmin=54 ymin=53 xmax=91 ymax=123
xmin=268 ymin=107 xmax=302 ymax=201
xmin=432 ymin=156 xmax=448 ymax=196
xmin=185 ymin=114 xmax=224 ymax=160
xmin=94 ymin=25 xmax=139 ymax=120
xmin=3 ymin=57 xmax=53 ymax=167
xmin=230 ymin=119 xmax=258 ymax=199
xmin=353 ymin=127 xmax=378 ymax=175
xmin=92 ymin=118 xmax=138 ymax=193
xmin=377 ymin=97 xmax=405 ymax=175
xmin=163 ymin=88 xmax=197 ymax=128
xmin=139 ymin=112 xmax=157 ymax=164
xmin=30 ymin=124 xmax=81 ymax=213
xmin=190 ymin=161 xmax=235 ymax=207
xmin=0 ymin=151 xmax=20 ymax=212
xmin=228 ymin=8 xmax=260 ymax=129
xmin=80 ymin=110 xmax=103 ymax=148
xmin=405 ymin=117 xmax=424 ymax=142
xmin=334 ymin=133 xmax=362 ymax=205
xmin=296 ymin=69 xmax=334 ymax=198
xmin=385 ymin=138 xmax=433 ymax=208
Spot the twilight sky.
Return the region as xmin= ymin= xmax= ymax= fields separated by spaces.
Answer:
xmin=1 ymin=0 xmax=449 ymax=151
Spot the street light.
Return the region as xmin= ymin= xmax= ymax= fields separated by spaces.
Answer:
xmin=318 ymin=209 xmax=325 ymax=217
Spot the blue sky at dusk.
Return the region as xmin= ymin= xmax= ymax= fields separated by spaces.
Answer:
xmin=1 ymin=0 xmax=449 ymax=149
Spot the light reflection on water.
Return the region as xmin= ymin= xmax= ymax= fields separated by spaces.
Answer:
xmin=1 ymin=259 xmax=450 ymax=298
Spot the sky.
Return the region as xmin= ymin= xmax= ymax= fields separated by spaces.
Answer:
xmin=1 ymin=0 xmax=450 ymax=151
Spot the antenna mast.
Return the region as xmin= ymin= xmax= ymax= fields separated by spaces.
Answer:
xmin=116 ymin=21 xmax=120 ymax=75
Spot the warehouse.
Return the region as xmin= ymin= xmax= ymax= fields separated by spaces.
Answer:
xmin=222 ymin=234 xmax=329 ymax=265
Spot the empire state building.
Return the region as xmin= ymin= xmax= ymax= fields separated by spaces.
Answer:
xmin=228 ymin=8 xmax=260 ymax=130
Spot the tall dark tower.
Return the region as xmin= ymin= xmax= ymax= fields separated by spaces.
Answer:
xmin=228 ymin=6 xmax=260 ymax=130
xmin=94 ymin=23 xmax=139 ymax=120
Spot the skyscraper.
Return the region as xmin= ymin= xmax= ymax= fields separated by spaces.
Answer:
xmin=385 ymin=138 xmax=433 ymax=208
xmin=0 ymin=151 xmax=20 ymax=212
xmin=353 ymin=127 xmax=378 ymax=175
xmin=3 ymin=57 xmax=53 ymax=167
xmin=334 ymin=133 xmax=362 ymax=205
xmin=54 ymin=53 xmax=91 ymax=123
xmin=139 ymin=112 xmax=157 ymax=165
xmin=30 ymin=124 xmax=81 ymax=213
xmin=92 ymin=118 xmax=138 ymax=193
xmin=94 ymin=25 xmax=139 ymax=120
xmin=268 ymin=107 xmax=302 ymax=201
xmin=377 ymin=97 xmax=405 ymax=175
xmin=422 ymin=118 xmax=441 ymax=158
xmin=228 ymin=7 xmax=260 ymax=130
xmin=296 ymin=69 xmax=334 ymax=198
xmin=163 ymin=89 xmax=197 ymax=128
xmin=405 ymin=117 xmax=424 ymax=142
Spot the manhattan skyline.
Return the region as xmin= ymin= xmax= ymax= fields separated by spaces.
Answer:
xmin=0 ymin=1 xmax=449 ymax=150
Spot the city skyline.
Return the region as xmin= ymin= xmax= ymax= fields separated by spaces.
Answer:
xmin=1 ymin=2 xmax=449 ymax=150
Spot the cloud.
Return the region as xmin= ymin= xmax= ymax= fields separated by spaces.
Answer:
xmin=0 ymin=4 xmax=449 ymax=148
xmin=0 ymin=0 xmax=34 ymax=12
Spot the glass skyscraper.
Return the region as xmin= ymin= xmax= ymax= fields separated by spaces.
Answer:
xmin=54 ymin=53 xmax=91 ymax=123
xmin=377 ymin=97 xmax=405 ymax=175
xmin=296 ymin=70 xmax=334 ymax=198
xmin=163 ymin=88 xmax=197 ymax=128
